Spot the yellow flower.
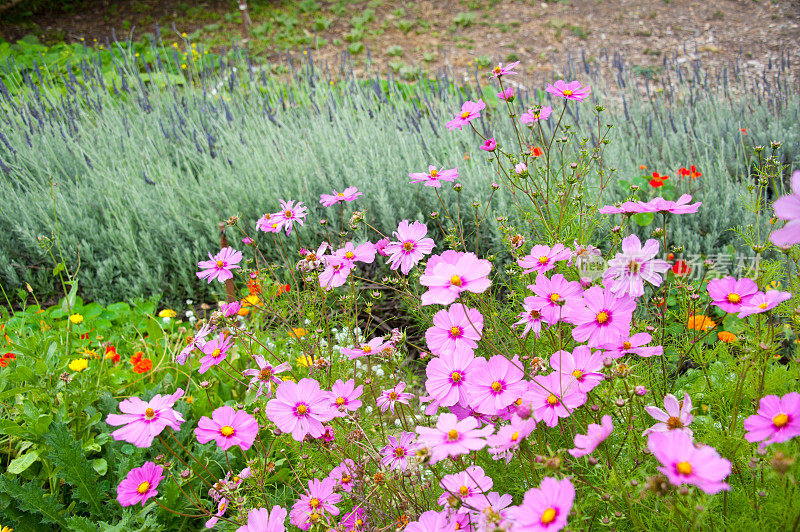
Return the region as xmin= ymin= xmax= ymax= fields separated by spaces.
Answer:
xmin=158 ymin=308 xmax=177 ymax=318
xmin=68 ymin=358 xmax=88 ymax=372
xmin=237 ymin=307 xmax=250 ymax=316
xmin=289 ymin=327 xmax=308 ymax=338
xmin=243 ymin=295 xmax=261 ymax=307
xmin=2 ymin=525 xmax=15 ymax=532
xmin=82 ymin=348 xmax=99 ymax=359
xmin=296 ymin=354 xmax=313 ymax=367
xmin=69 ymin=314 xmax=84 ymax=324
xmin=185 ymin=395 xmax=195 ymax=405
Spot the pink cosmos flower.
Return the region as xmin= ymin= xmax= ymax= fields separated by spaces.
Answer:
xmin=600 ymin=332 xmax=662 ymax=358
xmin=117 ymin=462 xmax=164 ymax=507
xmin=335 ymin=241 xmax=376 ymax=268
xmin=446 ymin=99 xmax=486 ymax=131
xmin=525 ymin=373 xmax=586 ymax=427
xmin=743 ymin=392 xmax=800 ymax=450
xmin=647 ymin=431 xmax=731 ymax=494
xmin=319 ymin=256 xmax=352 ymax=290
xmin=380 ymin=431 xmax=417 ymax=471
xmin=220 ymin=301 xmax=241 ymax=317
xmin=195 ymin=406 xmax=259 ymax=450
xmin=265 ymin=378 xmax=338 ymax=441
xmin=385 ymin=220 xmax=436 ymax=274
xmin=603 ymin=235 xmax=670 ymax=298
xmin=106 ymin=388 xmax=185 ymax=448
xmin=237 ymin=506 xmax=287 ymax=532
xmin=409 ymin=165 xmax=459 ymax=188
xmin=737 ymin=290 xmax=793 ymax=318
xmin=527 ymin=273 xmax=583 ymax=325
xmin=330 ymin=378 xmax=363 ymax=415
xmin=298 ymin=242 xmax=329 ymax=271
xmin=571 ymin=286 xmax=636 ymax=347
xmin=340 ymin=508 xmax=367 ymax=531
xmin=426 ymin=304 xmax=484 ymax=357
xmin=415 ymin=412 xmax=494 ymax=463
xmin=377 ymin=381 xmax=414 ymax=414
xmin=197 ymin=247 xmax=242 ymax=284
xmin=514 ymin=298 xmax=545 ymax=338
xmin=198 ymin=332 xmax=235 ymax=374
xmin=643 ymin=194 xmax=702 ymax=214
xmin=329 ymin=458 xmax=356 ymax=493
xmin=497 ymin=87 xmax=514 ymax=100
xmin=420 ymin=250 xmax=492 ymax=306
xmin=319 ymin=186 xmax=362 ymax=207
xmin=487 ymin=416 xmax=536 ymax=460
xmin=176 ymin=322 xmax=214 ymax=365
xmin=770 ymin=169 xmax=800 ymax=247
xmin=206 ymin=498 xmax=229 ymax=529
xmin=374 ymin=237 xmax=390 ymax=256
xmin=275 ymin=199 xmax=308 ymax=235
xmin=437 ymin=465 xmax=493 ymax=507
xmin=480 ymin=138 xmax=497 ymax=151
xmin=569 ymin=415 xmax=614 ymax=458
xmin=515 ymin=162 xmax=528 ymax=174
xmin=242 ymin=237 xmax=255 ymax=245
xmin=467 ymin=355 xmax=527 ymax=415
xmin=518 ymin=244 xmax=571 ymax=274
xmin=707 ymin=276 xmax=758 ymax=313
xmin=598 ymin=201 xmax=653 ymax=215
xmin=405 ymin=510 xmax=455 ymax=532
xmin=471 ymin=492 xmax=514 ymax=528
xmin=341 ymin=336 xmax=393 ymax=360
xmin=643 ymin=392 xmax=693 ymax=436
xmin=425 ymin=350 xmax=476 ymax=407
xmin=508 ymin=476 xmax=575 ymax=531
xmin=242 ymin=356 xmax=292 ymax=399
xmin=520 ymin=106 xmax=553 ymax=124
xmin=256 ymin=212 xmax=281 ymax=233
xmin=549 ymin=346 xmax=604 ymax=394
xmin=491 ymin=61 xmax=520 ymax=78
xmin=290 ymin=477 xmax=341 ymax=531
xmin=546 ymin=79 xmax=591 ymax=102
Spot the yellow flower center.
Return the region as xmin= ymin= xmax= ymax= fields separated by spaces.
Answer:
xmin=307 ymin=253 xmax=317 ymax=261
xmin=727 ymin=293 xmax=741 ymax=304
xmin=759 ymin=302 xmax=769 ymax=309
xmin=402 ymin=241 xmax=414 ymax=251
xmin=216 ymin=260 xmax=224 ymax=267
xmin=572 ymin=369 xmax=583 ymax=379
xmin=628 ymin=260 xmax=641 ymax=273
xmin=296 ymin=404 xmax=308 ymax=415
xmin=547 ymin=394 xmax=559 ymax=405
xmin=447 ymin=429 xmax=460 ymax=441
xmin=144 ymin=407 xmax=156 ymax=419
xmin=335 ymin=397 xmax=346 ymax=406
xmin=491 ymin=381 xmax=503 ymax=392
xmin=451 ymin=371 xmax=463 ymax=383
xmin=596 ymin=311 xmax=609 ymax=324
xmin=541 ymin=507 xmax=557 ymax=524
xmin=136 ymin=481 xmax=150 ymax=494
xmin=459 ymin=485 xmax=470 ymax=496
xmin=623 ymin=341 xmax=632 ymax=349
xmin=550 ymin=293 xmax=561 ymax=303
xmin=394 ymin=446 xmax=406 ymax=457
xmin=773 ymin=413 xmax=789 ymax=428
xmin=666 ymin=416 xmax=683 ymax=429
xmin=337 ymin=192 xmax=344 ymax=197
xmin=345 ymin=251 xmax=355 ymax=259
xmin=450 ymin=326 xmax=462 ymax=337
xmin=389 ymin=391 xmax=398 ymax=400
xmin=284 ymin=210 xmax=293 ymax=218
xmin=309 ymin=497 xmax=320 ymax=509
xmin=460 ymin=111 xmax=470 ymax=119
xmin=362 ymin=345 xmax=372 ymax=353
xmin=511 ymin=431 xmax=520 ymax=441
xmin=430 ymin=168 xmax=438 ymax=177
xmin=537 ymin=255 xmax=549 ymax=264
xmin=211 ymin=348 xmax=222 ymax=358
xmin=676 ymin=461 xmax=692 ymax=475
xmin=220 ymin=425 xmax=235 ymax=437
xmin=494 ymin=65 xmax=502 ymax=73
xmin=310 ymin=513 xmax=321 ymax=523
xmin=450 ymin=275 xmax=463 ymax=286
xmin=356 ymin=518 xmax=364 ymax=526
xmin=342 ymin=475 xmax=351 ymax=484
xmin=562 ymin=89 xmax=574 ymax=96
xmin=259 ymin=368 xmax=273 ymax=380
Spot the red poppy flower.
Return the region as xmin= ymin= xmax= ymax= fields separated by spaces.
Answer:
xmin=672 ymin=260 xmax=690 ymax=277
xmin=531 ymin=146 xmax=543 ymax=158
xmin=104 ymin=345 xmax=120 ymax=364
xmin=678 ymin=167 xmax=690 ymax=177
xmin=689 ymin=165 xmax=702 ymax=179
xmin=740 ymin=128 xmax=747 ymax=135
xmin=649 ymin=172 xmax=669 ymax=187
xmin=0 ymin=352 xmax=15 ymax=368
xmin=639 ymin=164 xmax=648 ymax=170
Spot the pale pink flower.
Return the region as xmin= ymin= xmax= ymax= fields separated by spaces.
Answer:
xmin=237 ymin=506 xmax=287 ymax=532
xmin=256 ymin=212 xmax=281 ymax=233
xmin=385 ymin=220 xmax=436 ymax=274
xmin=320 ymin=186 xmax=362 ymax=207
xmin=514 ymin=298 xmax=545 ymax=338
xmin=374 ymin=237 xmax=390 ymax=256
xmin=380 ymin=432 xmax=417 ymax=471
xmin=335 ymin=241 xmax=376 ymax=268
xmin=220 ymin=301 xmax=241 ymax=317
xmin=106 ymin=388 xmax=185 ymax=448
xmin=470 ymin=492 xmax=514 ymax=528
xmin=707 ymin=276 xmax=758 ymax=313
xmin=415 ymin=413 xmax=494 ymax=463
xmin=603 ymin=234 xmax=670 ymax=297
xmin=298 ymin=242 xmax=328 ymax=271
xmin=737 ymin=290 xmax=793 ymax=318
xmin=515 ymin=162 xmax=528 ymax=174
xmin=643 ymin=392 xmax=693 ymax=436
xmin=525 ymin=373 xmax=586 ymax=427
xmin=425 ymin=350 xmax=476 ymax=407
xmin=116 ymin=462 xmax=163 ymax=507
xmin=546 ymin=79 xmax=591 ymax=101
xmin=290 ymin=478 xmax=341 ymax=531
xmin=329 ymin=459 xmax=356 ymax=493
xmin=206 ymin=498 xmax=229 ymax=529
xmin=518 ymin=244 xmax=571 ymax=274
xmin=275 ymin=199 xmax=308 ymax=235
xmin=426 ymin=304 xmax=484 ymax=357
xmin=419 ymin=250 xmax=492 ymax=306
xmin=527 ymin=273 xmax=583 ymax=325
xmin=497 ymin=87 xmax=514 ymax=100
xmin=196 ymin=247 xmax=242 ymax=284
xmin=770 ymin=170 xmax=800 ymax=247
xmin=176 ymin=322 xmax=214 ymax=365
xmin=467 ymin=355 xmax=527 ymax=415
xmin=520 ymin=106 xmax=552 ymax=124
xmin=340 ymin=508 xmax=367 ymax=531
xmin=571 ymin=286 xmax=636 ymax=347
xmin=491 ymin=61 xmax=520 ymax=78
xmin=265 ymin=379 xmax=338 ymax=441
xmin=549 ymin=346 xmax=604 ymax=394
xmin=643 ymin=194 xmax=702 ymax=214
xmin=341 ymin=336 xmax=393 ymax=359
xmin=647 ymin=431 xmax=731 ymax=494
xmin=487 ymin=416 xmax=536 ymax=460
xmin=242 ymin=356 xmax=291 ymax=399
xmin=377 ymin=382 xmax=414 ymax=414
xmin=744 ymin=392 xmax=800 ymax=450
xmin=330 ymin=379 xmax=363 ymax=415
xmin=437 ymin=465 xmax=493 ymax=506
xmin=600 ymin=332 xmax=663 ymax=358
xmin=446 ymin=100 xmax=486 ymax=131
xmin=508 ymin=477 xmax=575 ymax=531
xmin=409 ymin=165 xmax=458 ymax=188
xmin=195 ymin=406 xmax=259 ymax=451
xmin=405 ymin=510 xmax=455 ymax=532
xmin=198 ymin=332 xmax=235 ymax=374
xmin=319 ymin=256 xmax=352 ymax=290
xmin=569 ymin=415 xmax=614 ymax=457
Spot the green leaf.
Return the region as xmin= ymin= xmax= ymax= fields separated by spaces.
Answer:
xmin=44 ymin=423 xmax=106 ymax=519
xmin=7 ymin=449 xmax=39 ymax=474
xmin=0 ymin=475 xmax=68 ymax=528
xmin=0 ymin=419 xmax=27 ymax=437
xmin=91 ymin=458 xmax=108 ymax=476
xmin=633 ymin=212 xmax=655 ymax=226
xmin=60 ymin=281 xmax=78 ymax=315
xmin=66 ymin=516 xmax=99 ymax=532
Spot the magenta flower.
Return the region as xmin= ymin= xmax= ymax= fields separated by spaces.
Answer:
xmin=242 ymin=356 xmax=291 ymax=399
xmin=737 ymin=290 xmax=793 ymax=318
xmin=198 ymin=332 xmax=234 ymax=374
xmin=647 ymin=431 xmax=731 ymax=494
xmin=467 ymin=355 xmax=527 ymax=415
xmin=425 ymin=350 xmax=476 ymax=407
xmin=598 ymin=200 xmax=653 ymax=215
xmin=525 ymin=373 xmax=586 ymax=427
xmin=546 ymin=79 xmax=591 ymax=102
xmin=491 ymin=61 xmax=520 ymax=78
xmin=330 ymin=378 xmax=363 ymax=415
xmin=275 ymin=199 xmax=308 ymax=235
xmin=549 ymin=346 xmax=604 ymax=394
xmin=508 ymin=476 xmax=575 ymax=531
xmin=341 ymin=336 xmax=393 ymax=360
xmin=520 ymin=106 xmax=553 ymax=124
xmin=487 ymin=416 xmax=536 ymax=460
xmin=419 ymin=250 xmax=492 ymax=306
xmin=335 ymin=241 xmax=376 ymax=268
xmin=256 ymin=212 xmax=281 ymax=233
xmin=643 ymin=392 xmax=693 ymax=436
xmin=377 ymin=381 xmax=414 ymax=414
xmin=514 ymin=298 xmax=545 ymax=338
xmin=266 ymin=378 xmax=337 ymax=441
xmin=707 ymin=276 xmax=758 ymax=313
xmin=409 ymin=165 xmax=459 ymax=188
xmin=116 ymin=461 xmax=164 ymax=507
xmin=206 ymin=498 xmax=229 ymax=529
xmin=405 ymin=510 xmax=455 ymax=532
xmin=415 ymin=412 xmax=494 ymax=463
xmin=329 ymin=458 xmax=356 ymax=493
xmin=385 ymin=220 xmax=436 ymax=274
xmin=380 ymin=431 xmax=418 ymax=471
xmin=471 ymin=492 xmax=514 ymax=528
xmin=603 ymin=235 xmax=670 ymax=298
xmin=571 ymin=286 xmax=636 ymax=347
xmin=600 ymin=332 xmax=662 ymax=358
xmin=237 ymin=506 xmax=287 ymax=532
xmin=299 ymin=242 xmax=329 ymax=271
xmin=340 ymin=508 xmax=366 ymax=531
xmin=426 ymin=303 xmax=484 ymax=357
xmin=770 ymin=169 xmax=800 ymax=247
xmin=319 ymin=256 xmax=353 ymax=290
xmin=518 ymin=244 xmax=571 ymax=274
xmin=644 ymin=194 xmax=702 ymax=214
xmin=289 ymin=477 xmax=342 ymax=531
xmin=569 ymin=415 xmax=614 ymax=458
xmin=437 ymin=465 xmax=493 ymax=506
xmin=446 ymin=99 xmax=486 ymax=131
xmin=527 ymin=273 xmax=583 ymax=325
xmin=242 ymin=236 xmax=254 ymax=245
xmin=176 ymin=322 xmax=214 ymax=365
xmin=744 ymin=392 xmax=800 ymax=450
xmin=220 ymin=301 xmax=241 ymax=317
xmin=196 ymin=247 xmax=242 ymax=284
xmin=106 ymin=388 xmax=185 ymax=448
xmin=497 ymin=87 xmax=514 ymax=100
xmin=195 ymin=406 xmax=259 ymax=450
xmin=374 ymin=237 xmax=390 ymax=256
xmin=480 ymin=138 xmax=497 ymax=151
xmin=319 ymin=186 xmax=362 ymax=207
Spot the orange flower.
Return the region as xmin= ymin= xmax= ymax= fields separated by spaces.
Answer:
xmin=639 ymin=164 xmax=648 ymax=170
xmin=672 ymin=260 xmax=690 ymax=277
xmin=718 ymin=331 xmax=737 ymax=342
xmin=649 ymin=171 xmax=669 ymax=188
xmin=276 ymin=283 xmax=291 ymax=296
xmin=687 ymin=315 xmax=716 ymax=331
xmin=689 ymin=165 xmax=702 ymax=179
xmin=530 ymin=146 xmax=543 ymax=158
xmin=740 ymin=128 xmax=747 ymax=135
xmin=247 ymin=278 xmax=262 ymax=295
xmin=104 ymin=345 xmax=120 ymax=363
xmin=133 ymin=359 xmax=153 ymax=373
xmin=0 ymin=352 xmax=15 ymax=368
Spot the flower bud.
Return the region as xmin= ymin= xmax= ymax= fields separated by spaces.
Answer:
xmin=453 ymin=183 xmax=463 ymax=192
xmin=491 ymin=182 xmax=500 ymax=190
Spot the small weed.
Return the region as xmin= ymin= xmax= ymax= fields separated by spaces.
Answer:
xmin=297 ymin=0 xmax=321 ymax=13
xmin=475 ymin=55 xmax=491 ymax=68
xmin=351 ymin=9 xmax=375 ymax=29
xmin=344 ymin=28 xmax=364 ymax=42
xmin=712 ymin=10 xmax=724 ymax=20
xmin=386 ymin=45 xmax=403 ymax=57
xmin=349 ymin=41 xmax=364 ymax=54
xmin=505 ymin=52 xmax=520 ymax=63
xmin=422 ymin=51 xmax=436 ymax=62
xmin=453 ymin=12 xmax=477 ymax=28
xmin=391 ymin=8 xmax=405 ymax=17
xmin=633 ymin=30 xmax=652 ymax=37
xmin=314 ymin=16 xmax=332 ymax=31
xmin=395 ymin=19 xmax=415 ymax=33
xmin=570 ymin=24 xmax=590 ymax=39
xmin=643 ymin=48 xmax=662 ymax=56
